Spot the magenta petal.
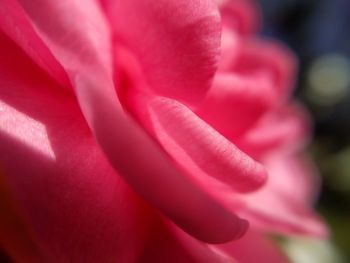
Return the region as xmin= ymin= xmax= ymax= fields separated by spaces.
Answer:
xmin=16 ymin=0 xmax=248 ymax=243
xmin=0 ymin=32 xmax=148 ymax=262
xmin=0 ymin=0 xmax=70 ymax=88
xmin=101 ymin=0 xmax=222 ymax=104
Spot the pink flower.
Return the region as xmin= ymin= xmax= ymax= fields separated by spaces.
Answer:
xmin=0 ymin=0 xmax=328 ymax=262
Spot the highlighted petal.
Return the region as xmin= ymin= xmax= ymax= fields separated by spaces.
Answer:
xmin=0 ymin=32 xmax=148 ymax=262
xmin=16 ymin=0 xmax=248 ymax=243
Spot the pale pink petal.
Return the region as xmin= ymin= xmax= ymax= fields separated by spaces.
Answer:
xmin=232 ymin=39 xmax=297 ymax=99
xmin=0 ymin=32 xmax=148 ymax=262
xmin=101 ymin=0 xmax=221 ymax=104
xmin=217 ymin=230 xmax=290 ymax=263
xmin=236 ymin=103 xmax=311 ymax=159
xmin=129 ymin=94 xmax=267 ymax=193
xmin=0 ymin=0 xmax=70 ymax=88
xmin=16 ymin=0 xmax=248 ymax=243
xmin=217 ymin=27 xmax=240 ymax=72
xmin=236 ymin=155 xmax=328 ymax=237
xmin=196 ymin=73 xmax=277 ymax=139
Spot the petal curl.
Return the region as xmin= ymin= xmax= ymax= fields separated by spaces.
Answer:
xmin=196 ymin=73 xmax=277 ymax=138
xmin=128 ymin=94 xmax=267 ymax=193
xmin=16 ymin=0 xmax=248 ymax=243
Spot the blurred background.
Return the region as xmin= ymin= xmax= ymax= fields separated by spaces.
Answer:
xmin=259 ymin=0 xmax=350 ymax=262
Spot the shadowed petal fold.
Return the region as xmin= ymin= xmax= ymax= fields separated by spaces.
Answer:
xmin=217 ymin=230 xmax=290 ymax=263
xmin=139 ymin=216 xmax=237 ymax=263
xmin=0 ymin=0 xmax=70 ymax=88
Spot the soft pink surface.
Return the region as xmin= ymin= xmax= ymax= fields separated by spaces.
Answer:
xmin=0 ymin=0 xmax=328 ymax=262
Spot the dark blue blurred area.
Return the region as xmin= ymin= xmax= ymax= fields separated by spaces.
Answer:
xmin=259 ymin=0 xmax=350 ymax=261
xmin=260 ymin=0 xmax=350 ymax=58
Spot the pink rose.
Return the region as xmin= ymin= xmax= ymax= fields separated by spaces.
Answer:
xmin=0 ymin=0 xmax=327 ymax=262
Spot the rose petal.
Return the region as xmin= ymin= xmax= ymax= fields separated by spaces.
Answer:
xmin=237 ymin=155 xmax=328 ymax=237
xmin=16 ymin=0 xmax=249 ymax=243
xmin=232 ymin=39 xmax=297 ymax=99
xmin=196 ymin=73 xmax=277 ymax=139
xmin=0 ymin=171 xmax=41 ymax=263
xmin=218 ymin=0 xmax=261 ymax=35
xmin=101 ymin=0 xmax=221 ymax=104
xmin=0 ymin=32 xmax=148 ymax=262
xmin=129 ymin=94 xmax=267 ymax=193
xmin=236 ymin=103 xmax=311 ymax=159
xmin=0 ymin=0 xmax=70 ymax=88
xmin=217 ymin=27 xmax=240 ymax=72
xmin=139 ymin=216 xmax=237 ymax=263
xmin=217 ymin=230 xmax=290 ymax=263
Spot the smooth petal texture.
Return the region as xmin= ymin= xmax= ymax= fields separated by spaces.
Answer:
xmin=101 ymin=0 xmax=222 ymax=104
xmin=129 ymin=94 xmax=267 ymax=193
xmin=0 ymin=32 xmax=148 ymax=263
xmin=16 ymin=0 xmax=249 ymax=243
xmin=196 ymin=73 xmax=277 ymax=138
xmin=0 ymin=0 xmax=70 ymax=88
xmin=217 ymin=230 xmax=289 ymax=263
xmin=236 ymin=154 xmax=328 ymax=237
